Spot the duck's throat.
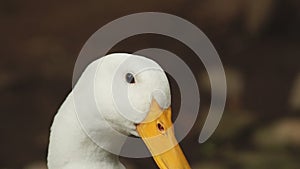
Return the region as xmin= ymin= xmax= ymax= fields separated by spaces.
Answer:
xmin=47 ymin=94 xmax=125 ymax=169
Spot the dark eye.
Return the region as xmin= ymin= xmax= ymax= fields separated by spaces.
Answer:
xmin=125 ymin=73 xmax=135 ymax=84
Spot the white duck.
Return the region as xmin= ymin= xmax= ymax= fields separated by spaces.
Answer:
xmin=47 ymin=53 xmax=191 ymax=169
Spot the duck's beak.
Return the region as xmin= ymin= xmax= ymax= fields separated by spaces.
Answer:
xmin=136 ymin=100 xmax=191 ymax=169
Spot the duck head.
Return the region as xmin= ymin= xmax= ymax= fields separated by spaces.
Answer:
xmin=74 ymin=53 xmax=191 ymax=169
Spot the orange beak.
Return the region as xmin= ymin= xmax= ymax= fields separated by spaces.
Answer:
xmin=136 ymin=100 xmax=191 ymax=169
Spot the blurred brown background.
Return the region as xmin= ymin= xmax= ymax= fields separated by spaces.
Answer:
xmin=1 ymin=0 xmax=300 ymax=169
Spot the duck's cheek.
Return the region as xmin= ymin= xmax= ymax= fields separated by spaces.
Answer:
xmin=129 ymin=127 xmax=139 ymax=138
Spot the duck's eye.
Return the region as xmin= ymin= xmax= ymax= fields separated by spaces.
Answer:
xmin=125 ymin=73 xmax=135 ymax=84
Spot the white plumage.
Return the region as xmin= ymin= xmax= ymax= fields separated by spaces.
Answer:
xmin=47 ymin=53 xmax=171 ymax=169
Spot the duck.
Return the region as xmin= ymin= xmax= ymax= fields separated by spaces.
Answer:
xmin=47 ymin=53 xmax=191 ymax=169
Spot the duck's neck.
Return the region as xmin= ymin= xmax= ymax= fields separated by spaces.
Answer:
xmin=47 ymin=93 xmax=125 ymax=169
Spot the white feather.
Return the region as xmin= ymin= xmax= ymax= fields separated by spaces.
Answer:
xmin=47 ymin=53 xmax=171 ymax=169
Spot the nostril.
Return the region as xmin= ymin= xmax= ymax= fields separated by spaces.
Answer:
xmin=157 ymin=122 xmax=165 ymax=132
